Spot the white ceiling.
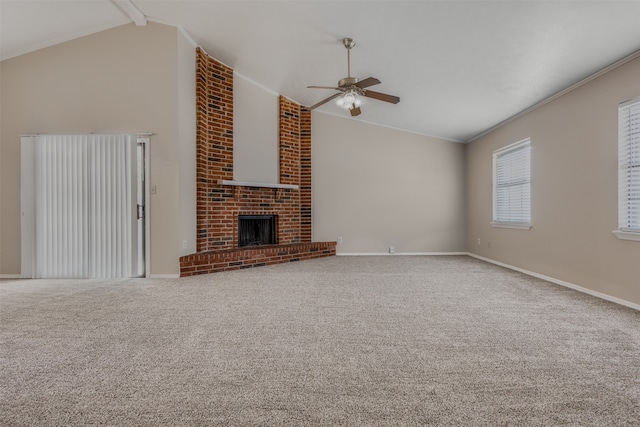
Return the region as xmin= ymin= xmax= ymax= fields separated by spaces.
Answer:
xmin=2 ymin=1 xmax=640 ymax=142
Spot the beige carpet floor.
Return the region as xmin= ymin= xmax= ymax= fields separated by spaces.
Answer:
xmin=1 ymin=255 xmax=639 ymax=426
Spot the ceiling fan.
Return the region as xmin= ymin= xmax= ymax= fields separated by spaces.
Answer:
xmin=307 ymin=38 xmax=400 ymax=117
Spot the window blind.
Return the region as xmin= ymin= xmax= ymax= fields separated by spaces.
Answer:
xmin=30 ymin=134 xmax=138 ymax=278
xmin=493 ymin=139 xmax=531 ymax=226
xmin=618 ymin=98 xmax=640 ymax=232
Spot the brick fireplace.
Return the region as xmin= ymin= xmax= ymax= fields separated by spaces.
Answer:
xmin=179 ymin=48 xmax=335 ymax=276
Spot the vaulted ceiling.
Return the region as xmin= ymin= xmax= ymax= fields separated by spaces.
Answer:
xmin=2 ymin=1 xmax=640 ymax=142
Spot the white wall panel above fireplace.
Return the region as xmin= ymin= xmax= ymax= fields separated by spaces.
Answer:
xmin=233 ymin=73 xmax=279 ymax=184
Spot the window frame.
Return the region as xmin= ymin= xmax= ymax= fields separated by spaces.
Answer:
xmin=613 ymin=96 xmax=640 ymax=242
xmin=491 ymin=138 xmax=532 ymax=230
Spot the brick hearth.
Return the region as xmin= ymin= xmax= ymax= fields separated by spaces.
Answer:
xmin=179 ymin=48 xmax=335 ymax=277
xmin=180 ymin=242 xmax=336 ymax=276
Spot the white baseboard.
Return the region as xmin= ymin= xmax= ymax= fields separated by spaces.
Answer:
xmin=3 ymin=274 xmax=183 ymax=280
xmin=467 ymin=253 xmax=640 ymax=312
xmin=337 ymin=252 xmax=468 ymax=256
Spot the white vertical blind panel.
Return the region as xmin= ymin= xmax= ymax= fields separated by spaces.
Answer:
xmin=34 ymin=134 xmax=136 ymax=278
xmin=619 ymin=99 xmax=640 ymax=231
xmin=89 ymin=134 xmax=135 ymax=278
xmin=35 ymin=135 xmax=89 ymax=278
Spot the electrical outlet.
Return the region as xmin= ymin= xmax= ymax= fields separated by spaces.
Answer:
xmin=477 ymin=238 xmax=481 ymax=245
xmin=151 ymin=185 xmax=157 ymax=195
xmin=183 ymin=240 xmax=187 ymax=249
xmin=337 ymin=236 xmax=343 ymax=244
xmin=389 ymin=246 xmax=395 ymax=254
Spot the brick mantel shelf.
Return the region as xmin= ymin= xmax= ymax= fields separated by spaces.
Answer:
xmin=218 ymin=180 xmax=299 ymax=190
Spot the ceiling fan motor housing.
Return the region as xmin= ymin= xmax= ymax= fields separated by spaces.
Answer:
xmin=339 ymin=77 xmax=359 ymax=88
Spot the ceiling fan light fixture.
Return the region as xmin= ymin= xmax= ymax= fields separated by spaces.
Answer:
xmin=343 ymin=92 xmax=355 ymax=108
xmin=337 ymin=90 xmax=360 ymax=110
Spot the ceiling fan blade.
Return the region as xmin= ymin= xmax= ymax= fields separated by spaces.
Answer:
xmin=363 ymin=90 xmax=400 ymax=104
xmin=350 ymin=107 xmax=362 ymax=117
xmin=355 ymin=77 xmax=381 ymax=89
xmin=308 ymin=92 xmax=341 ymax=110
xmin=307 ymin=85 xmax=342 ymax=90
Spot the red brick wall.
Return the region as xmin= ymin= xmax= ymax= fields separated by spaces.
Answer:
xmin=278 ymin=96 xmax=302 ymax=245
xmin=195 ymin=49 xmax=306 ymax=251
xmin=300 ymin=107 xmax=312 ymax=242
xmin=196 ymin=47 xmax=234 ymax=252
xmin=279 ymin=97 xmax=301 ymax=186
xmin=187 ymin=49 xmax=328 ymax=275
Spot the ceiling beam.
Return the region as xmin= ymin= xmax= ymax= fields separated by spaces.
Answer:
xmin=111 ymin=0 xmax=147 ymax=26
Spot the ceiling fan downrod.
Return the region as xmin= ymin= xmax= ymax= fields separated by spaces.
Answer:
xmin=340 ymin=38 xmax=358 ymax=87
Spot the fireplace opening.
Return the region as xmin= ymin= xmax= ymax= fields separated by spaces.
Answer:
xmin=238 ymin=215 xmax=277 ymax=248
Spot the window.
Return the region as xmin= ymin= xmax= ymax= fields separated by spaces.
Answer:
xmin=614 ymin=97 xmax=640 ymax=241
xmin=492 ymin=138 xmax=531 ymax=229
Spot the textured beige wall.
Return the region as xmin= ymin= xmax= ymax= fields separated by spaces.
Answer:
xmin=466 ymin=57 xmax=640 ymax=306
xmin=313 ymin=113 xmax=466 ymax=254
xmin=177 ymin=29 xmax=197 ymax=258
xmin=0 ymin=22 xmax=192 ymax=276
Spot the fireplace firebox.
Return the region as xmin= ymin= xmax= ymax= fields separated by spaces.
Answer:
xmin=238 ymin=215 xmax=277 ymax=248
